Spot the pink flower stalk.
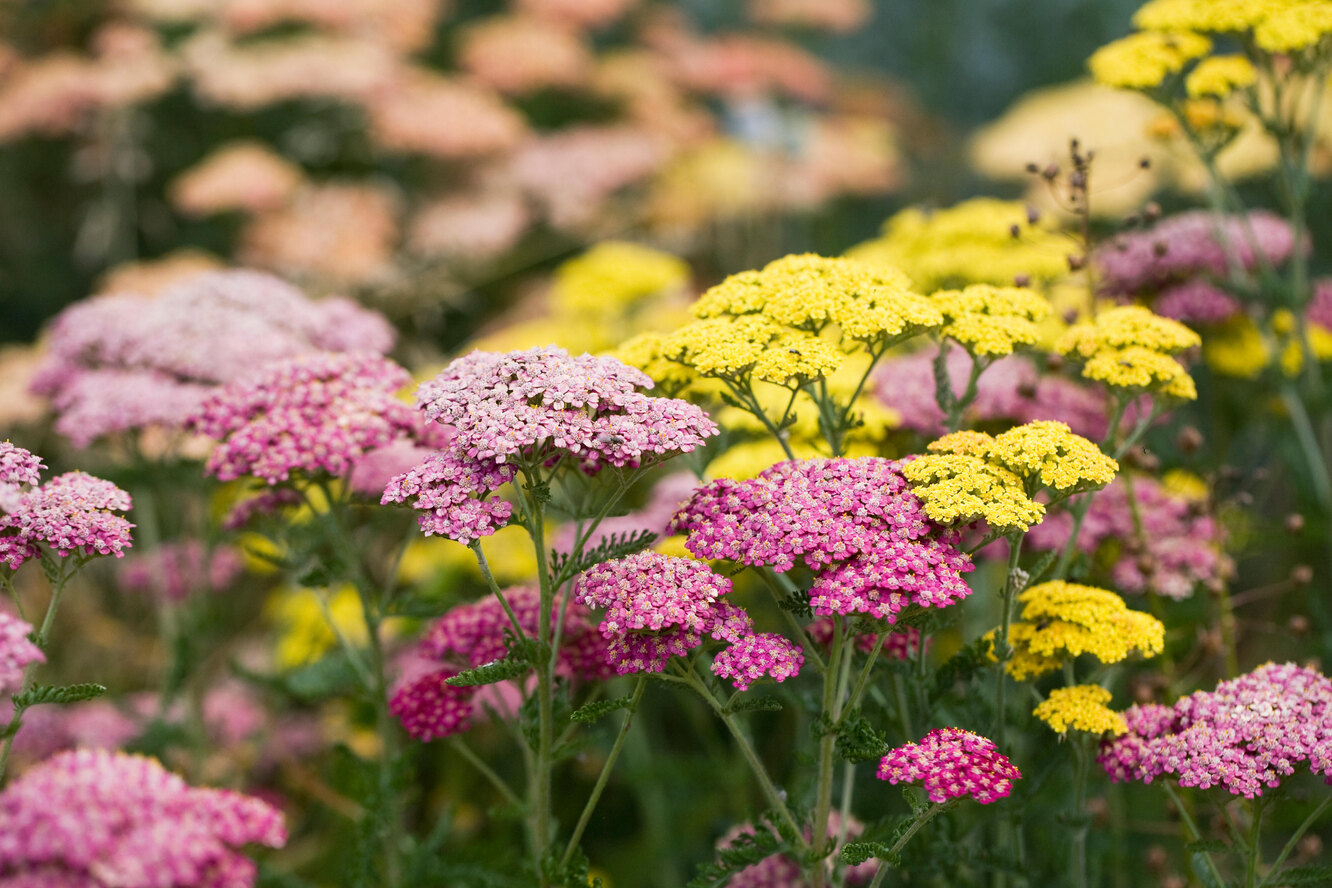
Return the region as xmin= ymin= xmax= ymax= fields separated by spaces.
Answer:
xmin=32 ymin=270 xmax=395 ymax=448
xmin=117 ymin=541 xmax=244 ymax=603
xmin=386 ymin=348 xmax=717 ymax=545
xmin=873 ymin=347 xmax=1111 ymax=439
xmin=0 ymin=613 xmax=42 ymax=695
xmin=805 ymin=619 xmax=926 ymax=659
xmin=671 ymin=458 xmax=973 ymax=624
xmin=575 ymin=552 xmax=751 ymax=674
xmin=0 ymin=749 xmax=286 ymax=887
xmin=1099 ymin=662 xmax=1332 ymax=798
xmin=190 ymin=352 xmax=423 ymax=485
xmin=717 ymin=811 xmax=879 ymax=887
xmin=711 ymin=633 xmax=804 ymax=691
xmin=1096 ymin=210 xmax=1297 ymax=295
xmin=877 ymin=727 xmax=1021 ymax=805
xmin=1023 ymin=475 xmax=1231 ymax=600
xmin=1 ymin=471 xmax=134 ymax=570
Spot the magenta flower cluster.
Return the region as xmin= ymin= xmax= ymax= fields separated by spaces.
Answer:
xmin=672 ymin=458 xmax=973 ymax=624
xmin=877 ymin=728 xmax=1021 ymax=805
xmin=0 ymin=749 xmax=286 ymax=887
xmin=0 ymin=612 xmax=43 ymax=695
xmin=31 ymin=270 xmax=395 ymax=447
xmin=1098 ymin=662 xmax=1332 ymax=798
xmin=575 ymin=552 xmax=751 ymax=674
xmin=391 ymin=586 xmax=609 ymax=741
xmin=1 ymin=449 xmax=134 ymax=570
xmin=711 ymin=633 xmax=804 ymax=691
xmin=385 ymin=347 xmax=717 ymax=545
xmin=1096 ymin=210 xmax=1297 ymax=296
xmin=190 ymin=351 xmax=427 ymax=484
xmin=1024 ymin=475 xmax=1230 ymax=600
xmin=117 ymin=541 xmax=244 ymax=603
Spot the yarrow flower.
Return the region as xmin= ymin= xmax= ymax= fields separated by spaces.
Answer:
xmin=671 ymin=458 xmax=974 ymax=624
xmin=994 ymin=581 xmax=1165 ymax=680
xmin=930 ymin=284 xmax=1050 ymax=357
xmin=711 ymin=633 xmax=804 ymax=691
xmin=189 ymin=351 xmax=426 ymax=484
xmin=0 ymin=749 xmax=286 ymax=887
xmin=1088 ymin=30 xmax=1212 ymax=90
xmin=1033 ymin=685 xmax=1128 ymax=736
xmin=575 ymin=552 xmax=751 ymax=674
xmin=0 ymin=612 xmax=42 ymax=695
xmin=1099 ymin=662 xmax=1332 ymax=797
xmin=1058 ymin=306 xmax=1201 ymax=401
xmin=877 ymin=728 xmax=1021 ymax=804
xmin=1130 ymin=0 xmax=1332 ymax=55
xmin=0 ymin=466 xmax=134 ymax=571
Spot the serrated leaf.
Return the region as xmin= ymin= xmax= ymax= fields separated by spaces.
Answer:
xmin=836 ymin=711 xmax=887 ymax=763
xmin=902 ymin=785 xmax=930 ymax=815
xmin=1025 ymin=550 xmax=1058 ymax=585
xmin=446 ymin=656 xmax=532 ymax=687
xmin=13 ymin=682 xmax=107 ymax=709
xmin=569 ymin=695 xmax=631 ymax=724
xmin=281 ymin=653 xmax=361 ymax=701
xmin=932 ymin=346 xmax=955 ymax=416
xmin=724 ymin=696 xmax=783 ymax=715
xmin=1268 ymin=864 xmax=1332 ymax=885
xmin=551 ymin=529 xmax=659 ymax=581
xmin=841 ymin=842 xmax=893 ymax=867
xmin=1186 ymin=840 xmax=1229 ymax=855
xmin=776 ymin=591 xmax=812 ymax=617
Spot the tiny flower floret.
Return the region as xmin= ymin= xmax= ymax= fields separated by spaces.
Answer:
xmin=877 ymin=728 xmax=1021 ymax=805
xmin=711 ymin=633 xmax=805 ymax=691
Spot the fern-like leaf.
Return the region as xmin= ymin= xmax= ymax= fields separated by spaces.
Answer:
xmin=550 ymin=529 xmax=659 ymax=580
xmin=446 ymin=657 xmax=532 ymax=687
xmin=13 ymin=682 xmax=107 ymax=709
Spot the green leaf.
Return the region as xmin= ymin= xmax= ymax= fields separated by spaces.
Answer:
xmin=776 ymin=590 xmax=813 ymax=617
xmin=13 ymin=682 xmax=107 ymax=709
xmin=932 ymin=346 xmax=956 ymax=416
xmin=1269 ymin=864 xmax=1332 ymax=885
xmin=1190 ymin=852 xmax=1227 ymax=888
xmin=835 ymin=711 xmax=887 ymax=763
xmin=1186 ymin=840 xmax=1229 ymax=855
xmin=281 ymin=653 xmax=361 ymax=701
xmin=550 ymin=529 xmax=659 ymax=581
xmin=569 ymin=695 xmax=632 ymax=724
xmin=724 ymin=696 xmax=783 ymax=715
xmin=841 ymin=842 xmax=894 ymax=867
xmin=445 ymin=656 xmax=532 ymax=687
xmin=902 ymin=785 xmax=930 ymax=816
xmin=686 ymin=817 xmax=786 ymax=888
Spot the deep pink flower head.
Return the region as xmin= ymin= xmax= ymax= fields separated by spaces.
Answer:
xmin=717 ymin=811 xmax=878 ymax=887
xmin=117 ymin=541 xmax=243 ymax=603
xmin=389 ymin=669 xmax=478 ymax=742
xmin=672 ymin=458 xmax=973 ymax=624
xmin=190 ymin=352 xmax=422 ymax=484
xmin=878 ymin=728 xmax=1021 ymax=805
xmin=33 ymin=270 xmax=396 ymax=448
xmin=382 ymin=453 xmax=516 ymax=546
xmin=1099 ymin=662 xmax=1332 ymax=798
xmin=1 ymin=471 xmax=134 ymax=570
xmin=0 ymin=612 xmax=42 ymax=695
xmin=1096 ymin=210 xmax=1297 ymax=295
xmin=0 ymin=749 xmax=286 ymax=887
xmin=711 ymin=633 xmax=804 ymax=691
xmin=575 ymin=552 xmax=751 ymax=674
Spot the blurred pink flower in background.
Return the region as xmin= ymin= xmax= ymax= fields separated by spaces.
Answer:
xmin=458 ymin=15 xmax=593 ymax=94
xmin=368 ymin=70 xmax=528 ymax=159
xmin=170 ymin=141 xmax=306 ymax=217
xmin=239 ymin=183 xmax=400 ymax=284
xmin=747 ymin=0 xmax=871 ymax=32
xmin=408 ymin=191 xmax=531 ymax=261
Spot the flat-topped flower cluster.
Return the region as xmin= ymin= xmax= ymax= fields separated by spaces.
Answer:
xmin=877 ymin=728 xmax=1021 ymax=805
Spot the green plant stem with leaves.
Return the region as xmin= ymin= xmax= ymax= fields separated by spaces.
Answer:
xmin=865 ymin=801 xmax=955 ymax=888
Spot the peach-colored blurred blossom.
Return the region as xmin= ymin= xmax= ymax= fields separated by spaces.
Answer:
xmin=368 ymin=70 xmax=527 ymax=159
xmin=218 ymin=0 xmax=448 ymax=53
xmin=170 ymin=141 xmax=305 ymax=216
xmin=240 ymin=183 xmax=400 ymax=285
xmin=408 ymin=191 xmax=531 ymax=260
xmin=645 ymin=20 xmax=832 ymax=103
xmin=592 ymin=51 xmax=713 ymax=142
xmin=747 ymin=0 xmax=871 ymax=32
xmin=510 ymin=125 xmax=671 ymax=230
xmin=516 ymin=0 xmax=635 ymax=30
xmin=90 ymin=23 xmax=177 ymax=108
xmin=457 ymin=15 xmax=593 ymax=94
xmin=0 ymin=345 xmax=48 ymax=430
xmin=96 ymin=250 xmax=224 ymax=296
xmin=182 ymin=30 xmax=398 ymax=109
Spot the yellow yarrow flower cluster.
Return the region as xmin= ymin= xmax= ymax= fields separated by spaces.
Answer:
xmin=1089 ymin=30 xmax=1212 ymax=90
xmin=1000 ymin=581 xmax=1166 ymax=680
xmin=902 ymin=453 xmax=1045 ymax=532
xmin=1255 ymin=4 xmax=1332 ymax=53
xmin=986 ymin=420 xmax=1120 ymax=492
xmin=1033 ymin=685 xmax=1129 ymax=736
xmin=847 ymin=198 xmax=1071 ymax=291
xmin=1058 ymin=305 xmax=1201 ymax=400
xmin=1185 ymin=55 xmax=1257 ymax=98
xmin=932 ymin=284 xmax=1050 ymax=357
xmin=1135 ymin=0 xmax=1332 ymax=52
xmin=550 ymin=241 xmax=690 ymax=317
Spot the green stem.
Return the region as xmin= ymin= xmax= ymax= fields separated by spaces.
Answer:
xmin=1161 ymin=781 xmax=1226 ymax=887
xmin=866 ymin=802 xmax=952 ymax=888
xmin=1258 ymin=796 xmax=1332 ymax=887
xmin=811 ymin=617 xmax=856 ymax=888
xmin=731 ymin=381 xmax=798 ymax=461
xmin=450 ymin=736 xmax=522 ymax=808
xmin=559 ymin=675 xmax=648 ymax=871
xmin=758 ymin=568 xmax=826 ymax=673
xmin=844 ymin=631 xmax=888 ymax=714
xmin=1280 ymin=386 xmax=1332 ymax=512
xmin=521 ymin=470 xmax=558 ymax=884
xmin=993 ymin=534 xmax=1024 ymax=747
xmin=470 ymin=541 xmax=530 ymax=641
xmin=1070 ymin=737 xmax=1091 ymax=888
xmin=1245 ymin=798 xmax=1265 ymax=888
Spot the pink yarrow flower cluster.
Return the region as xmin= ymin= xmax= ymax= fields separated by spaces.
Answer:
xmin=711 ymin=633 xmax=804 ymax=691
xmin=190 ymin=352 xmax=427 ymax=484
xmin=0 ymin=749 xmax=286 ymax=887
xmin=391 ymin=586 xmax=609 ymax=741
xmin=385 ymin=347 xmax=718 ymax=545
xmin=672 ymin=458 xmax=974 ymax=623
xmin=1099 ymin=662 xmax=1332 ymax=798
xmin=0 ymin=445 xmax=134 ymax=571
xmin=0 ymin=612 xmax=43 ymax=695
xmin=877 ymin=727 xmax=1021 ymax=805
xmin=575 ymin=552 xmax=751 ymax=674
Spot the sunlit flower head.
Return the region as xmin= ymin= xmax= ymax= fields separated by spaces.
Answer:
xmin=1034 ymin=685 xmax=1128 ymax=735
xmin=877 ymin=728 xmax=1021 ymax=804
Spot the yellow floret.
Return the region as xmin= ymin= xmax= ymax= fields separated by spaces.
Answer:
xmin=989 ymin=421 xmax=1119 ymax=492
xmin=1033 ymin=685 xmax=1128 ymax=735
xmin=1255 ymin=3 xmax=1332 ymax=52
xmin=931 ymin=285 xmax=1051 ymax=357
xmin=903 ymin=453 xmax=1046 ymax=532
xmin=1059 ymin=306 xmax=1200 ymax=397
xmin=1003 ymin=580 xmax=1166 ymax=677
xmin=927 ymin=429 xmax=998 ymax=458
xmin=613 ymin=331 xmax=702 ymax=396
xmin=1186 ymin=55 xmax=1257 ymax=97
xmin=1089 ymin=31 xmax=1212 ymax=90
xmin=1133 ymin=0 xmax=1268 ymax=33
xmin=1082 ymin=345 xmax=1197 ymax=398
xmin=662 ymin=315 xmax=788 ymax=378
xmin=269 ymin=585 xmax=368 ymax=670
xmin=753 ymin=334 xmax=846 ymax=384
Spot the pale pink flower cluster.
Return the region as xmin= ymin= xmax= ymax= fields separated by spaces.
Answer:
xmin=1096 ymin=210 xmax=1297 ymax=296
xmin=382 ymin=454 xmax=517 ymax=545
xmin=9 ymin=700 xmax=141 ymax=768
xmin=457 ymin=15 xmax=593 ymax=94
xmin=805 ymin=619 xmax=926 ymax=660
xmin=117 ymin=541 xmax=244 ymax=603
xmin=1153 ymin=279 xmax=1243 ymax=325
xmin=33 ymin=270 xmax=395 ymax=448
xmin=1023 ymin=475 xmax=1231 ymax=600
xmin=671 ymin=459 xmax=974 ymax=624
xmin=408 ymin=191 xmax=531 ymax=261
xmin=877 ymin=727 xmax=1021 ymax=805
xmin=169 ymin=140 xmax=305 ymax=217
xmin=0 ymin=461 xmax=134 ymax=570
xmin=0 ymin=749 xmax=286 ymax=887
xmin=874 ymin=347 xmax=1110 ymax=439
xmin=517 ymin=0 xmax=635 ymax=29
xmin=1099 ymin=662 xmax=1332 ymax=798
xmin=0 ymin=443 xmax=44 ymax=495
xmin=575 ymin=552 xmax=751 ymax=674
xmin=215 ymin=0 xmax=444 ymax=52
xmin=711 ymin=633 xmax=803 ymax=691
xmin=189 ymin=352 xmax=423 ymax=485
xmin=648 ymin=27 xmax=832 ymax=103
xmin=0 ymin=612 xmax=43 ymax=695
xmin=717 ymin=812 xmax=878 ymax=887
xmin=368 ymin=71 xmax=528 ymax=160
